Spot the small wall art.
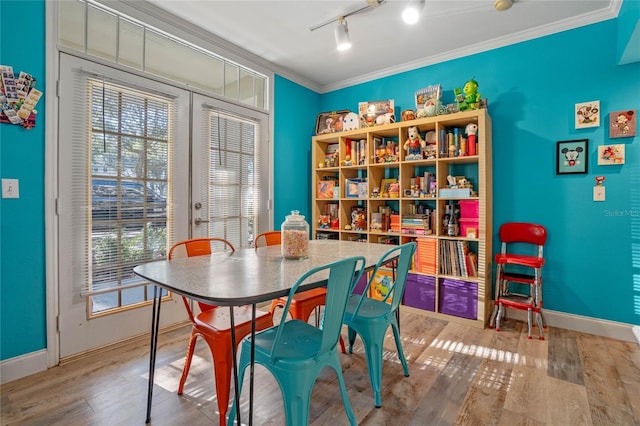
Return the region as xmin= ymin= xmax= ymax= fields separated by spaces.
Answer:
xmin=575 ymin=100 xmax=600 ymax=129
xmin=597 ymin=144 xmax=625 ymax=165
xmin=610 ymin=110 xmax=636 ymax=138
xmin=557 ymin=139 xmax=588 ymax=174
xmin=315 ymin=110 xmax=350 ymax=135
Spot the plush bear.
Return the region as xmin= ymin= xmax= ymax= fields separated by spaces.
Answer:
xmin=403 ymin=126 xmax=425 ymax=160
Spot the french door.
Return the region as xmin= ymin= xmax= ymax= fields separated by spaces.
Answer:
xmin=57 ymin=55 xmax=271 ymax=359
xmin=57 ymin=54 xmax=190 ymax=358
xmin=190 ymin=94 xmax=270 ymax=246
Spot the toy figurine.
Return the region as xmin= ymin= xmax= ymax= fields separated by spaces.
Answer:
xmin=403 ymin=126 xmax=425 ymax=160
xmin=465 ymin=123 xmax=478 ymax=156
xmin=424 ymin=130 xmax=437 ymax=159
xmin=342 ymin=154 xmax=353 ymax=166
xmin=454 ymin=79 xmax=482 ymax=111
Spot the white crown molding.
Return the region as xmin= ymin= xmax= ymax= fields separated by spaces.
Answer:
xmin=320 ymin=1 xmax=623 ymax=93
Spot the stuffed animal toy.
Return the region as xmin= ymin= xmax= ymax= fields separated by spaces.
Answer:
xmin=454 ymin=79 xmax=482 ymax=111
xmin=342 ymin=112 xmax=360 ymax=131
xmin=375 ymin=112 xmax=395 ymax=125
xmin=403 ymin=126 xmax=425 ymax=160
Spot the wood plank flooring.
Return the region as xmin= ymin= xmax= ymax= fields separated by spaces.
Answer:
xmin=2 ymin=310 xmax=639 ymax=425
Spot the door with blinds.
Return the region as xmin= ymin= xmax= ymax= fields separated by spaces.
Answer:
xmin=191 ymin=94 xmax=270 ymax=247
xmin=57 ymin=54 xmax=190 ymax=358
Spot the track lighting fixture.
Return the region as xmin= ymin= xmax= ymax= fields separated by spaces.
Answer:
xmin=402 ymin=0 xmax=425 ymax=25
xmin=334 ymin=17 xmax=352 ymax=51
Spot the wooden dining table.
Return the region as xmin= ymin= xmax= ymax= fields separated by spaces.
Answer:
xmin=133 ymin=239 xmax=395 ymax=425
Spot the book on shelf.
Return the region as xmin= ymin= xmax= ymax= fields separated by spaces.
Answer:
xmin=317 ymin=180 xmax=337 ymax=198
xmin=370 ymin=212 xmax=382 ymax=231
xmin=350 ymin=206 xmax=367 ymax=231
xmin=324 ymin=143 xmax=339 ymax=167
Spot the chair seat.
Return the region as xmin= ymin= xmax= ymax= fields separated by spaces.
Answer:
xmin=344 ymin=295 xmax=390 ymax=321
xmin=495 ymin=253 xmax=544 ymax=269
xmin=252 ymin=319 xmax=324 ymax=361
xmin=195 ymin=305 xmax=272 ymax=332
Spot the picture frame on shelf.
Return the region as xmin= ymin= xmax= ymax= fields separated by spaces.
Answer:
xmin=315 ymin=110 xmax=349 ymax=135
xmin=575 ymin=100 xmax=600 ymax=129
xmin=556 ymin=139 xmax=588 ymax=174
xmin=358 ymin=100 xmax=395 ymax=127
xmin=380 ymin=178 xmax=398 ymax=196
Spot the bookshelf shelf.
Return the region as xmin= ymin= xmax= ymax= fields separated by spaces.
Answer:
xmin=311 ymin=109 xmax=492 ymax=327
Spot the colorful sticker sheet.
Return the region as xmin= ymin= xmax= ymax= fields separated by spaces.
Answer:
xmin=1 ymin=65 xmax=40 ymax=129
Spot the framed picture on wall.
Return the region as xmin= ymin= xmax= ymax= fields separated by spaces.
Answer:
xmin=609 ymin=110 xmax=636 ymax=138
xmin=575 ymin=100 xmax=600 ymax=129
xmin=556 ymin=139 xmax=588 ymax=174
xmin=597 ymin=144 xmax=625 ymax=165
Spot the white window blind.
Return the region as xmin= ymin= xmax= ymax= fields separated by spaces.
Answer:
xmin=61 ymin=62 xmax=181 ymax=309
xmin=197 ymin=109 xmax=260 ymax=248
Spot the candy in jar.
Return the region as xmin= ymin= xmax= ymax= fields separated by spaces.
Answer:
xmin=281 ymin=210 xmax=309 ymax=259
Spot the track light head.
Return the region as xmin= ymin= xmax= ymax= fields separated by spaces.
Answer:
xmin=334 ymin=17 xmax=352 ymax=51
xmin=494 ymin=0 xmax=513 ymax=11
xmin=402 ymin=0 xmax=425 ymax=25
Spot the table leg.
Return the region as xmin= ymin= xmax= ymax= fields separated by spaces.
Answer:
xmin=229 ymin=306 xmax=241 ymax=425
xmin=249 ymin=304 xmax=257 ymax=426
xmin=146 ymin=285 xmax=162 ymax=424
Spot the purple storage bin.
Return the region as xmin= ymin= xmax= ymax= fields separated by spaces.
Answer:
xmin=352 ymin=273 xmax=369 ymax=295
xmin=403 ymin=274 xmax=435 ymax=312
xmin=438 ymin=278 xmax=477 ymax=320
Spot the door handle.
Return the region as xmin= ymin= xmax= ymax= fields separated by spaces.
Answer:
xmin=194 ymin=217 xmax=210 ymax=225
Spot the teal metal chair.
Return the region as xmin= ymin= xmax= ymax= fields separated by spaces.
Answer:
xmin=228 ymin=256 xmax=366 ymax=426
xmin=343 ymin=242 xmax=417 ymax=408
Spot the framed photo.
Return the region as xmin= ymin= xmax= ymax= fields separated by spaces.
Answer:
xmin=597 ymin=144 xmax=625 ymax=165
xmin=575 ymin=100 xmax=600 ymax=129
xmin=315 ymin=110 xmax=349 ymax=135
xmin=556 ymin=139 xmax=588 ymax=174
xmin=380 ymin=178 xmax=397 ymax=195
xmin=610 ymin=110 xmax=636 ymax=138
xmin=358 ymin=100 xmax=395 ymax=127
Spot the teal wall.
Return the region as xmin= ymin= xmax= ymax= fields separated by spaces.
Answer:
xmin=1 ymin=0 xmax=638 ymax=362
xmin=315 ymin=13 xmax=640 ymax=325
xmin=0 ymin=0 xmax=47 ymax=360
xmin=273 ymin=76 xmax=320 ymax=226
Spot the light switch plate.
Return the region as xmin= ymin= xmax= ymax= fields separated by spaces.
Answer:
xmin=2 ymin=179 xmax=19 ymax=198
xmin=593 ymin=186 xmax=605 ymax=202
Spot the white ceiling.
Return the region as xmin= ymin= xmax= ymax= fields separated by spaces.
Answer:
xmin=145 ymin=0 xmax=620 ymax=92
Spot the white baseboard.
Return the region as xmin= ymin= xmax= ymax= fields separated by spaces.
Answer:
xmin=504 ymin=309 xmax=639 ymax=343
xmin=0 ymin=349 xmax=48 ymax=385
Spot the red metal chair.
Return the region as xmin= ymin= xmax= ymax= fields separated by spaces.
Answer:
xmin=489 ymin=223 xmax=547 ymax=340
xmin=169 ymin=237 xmax=273 ymax=426
xmin=256 ymin=231 xmax=346 ymax=353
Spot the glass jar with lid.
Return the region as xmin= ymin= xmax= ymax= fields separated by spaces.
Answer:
xmin=281 ymin=210 xmax=309 ymax=259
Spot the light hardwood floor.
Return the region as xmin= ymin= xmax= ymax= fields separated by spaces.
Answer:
xmin=2 ymin=310 xmax=639 ymax=425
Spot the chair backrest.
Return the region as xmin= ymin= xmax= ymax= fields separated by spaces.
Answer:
xmin=254 ymin=231 xmax=282 ymax=249
xmin=168 ymin=237 xmax=235 ymax=320
xmin=499 ymin=222 xmax=547 ymax=258
xmin=270 ymin=256 xmax=365 ymax=361
xmin=352 ymin=242 xmax=417 ymax=317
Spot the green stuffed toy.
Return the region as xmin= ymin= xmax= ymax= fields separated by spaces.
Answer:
xmin=454 ymin=78 xmax=482 ymax=111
